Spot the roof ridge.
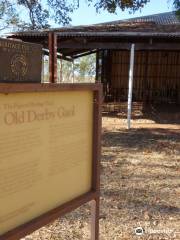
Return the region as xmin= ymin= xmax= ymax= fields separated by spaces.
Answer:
xmin=93 ymin=11 xmax=179 ymax=26
xmin=121 ymin=11 xmax=176 ymax=22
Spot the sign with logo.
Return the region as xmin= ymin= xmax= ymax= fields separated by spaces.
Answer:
xmin=0 ymin=84 xmax=102 ymax=240
xmin=0 ymin=38 xmax=42 ymax=83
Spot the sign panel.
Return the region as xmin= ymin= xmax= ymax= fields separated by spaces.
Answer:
xmin=0 ymin=38 xmax=42 ymax=83
xmin=0 ymin=90 xmax=94 ymax=236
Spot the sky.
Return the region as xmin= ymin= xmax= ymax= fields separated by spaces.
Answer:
xmin=70 ymin=0 xmax=174 ymax=26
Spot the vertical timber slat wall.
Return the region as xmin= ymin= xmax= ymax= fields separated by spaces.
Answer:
xmin=110 ymin=50 xmax=129 ymax=102
xmin=109 ymin=50 xmax=180 ymax=104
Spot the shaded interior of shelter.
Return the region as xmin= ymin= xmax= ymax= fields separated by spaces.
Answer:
xmin=100 ymin=50 xmax=180 ymax=103
xmin=8 ymin=11 xmax=180 ymax=121
xmin=102 ymin=102 xmax=180 ymax=125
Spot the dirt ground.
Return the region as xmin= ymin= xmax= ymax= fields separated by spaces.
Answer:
xmin=22 ymin=111 xmax=180 ymax=240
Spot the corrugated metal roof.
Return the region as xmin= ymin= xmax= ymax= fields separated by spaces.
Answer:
xmin=8 ymin=31 xmax=180 ymax=38
xmin=101 ymin=11 xmax=180 ymax=26
xmin=8 ymin=11 xmax=180 ymax=39
xmin=55 ymin=31 xmax=180 ymax=38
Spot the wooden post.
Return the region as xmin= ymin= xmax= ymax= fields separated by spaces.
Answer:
xmin=91 ymin=198 xmax=100 ymax=240
xmin=95 ymin=51 xmax=99 ymax=82
xmin=48 ymin=32 xmax=53 ymax=83
xmin=90 ymin=88 xmax=102 ymax=240
xmin=127 ymin=44 xmax=135 ymax=129
xmin=48 ymin=32 xmax=57 ymax=83
xmin=72 ymin=59 xmax=75 ymax=83
xmin=60 ymin=57 xmax=63 ymax=83
xmin=41 ymin=53 xmax=44 ymax=83
xmin=53 ymin=33 xmax=57 ymax=83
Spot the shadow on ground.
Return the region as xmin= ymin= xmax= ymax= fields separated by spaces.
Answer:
xmin=103 ymin=127 xmax=180 ymax=153
xmin=101 ymin=122 xmax=180 ymax=236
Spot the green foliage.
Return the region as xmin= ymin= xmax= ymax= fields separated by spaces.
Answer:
xmin=173 ymin=0 xmax=180 ymax=10
xmin=61 ymin=60 xmax=73 ymax=82
xmin=47 ymin=0 xmax=74 ymax=26
xmin=56 ymin=54 xmax=96 ymax=83
xmin=74 ymin=54 xmax=96 ymax=80
xmin=0 ymin=0 xmax=75 ymax=31
xmin=16 ymin=0 xmax=74 ymax=29
xmin=173 ymin=0 xmax=180 ymax=18
xmin=92 ymin=0 xmax=150 ymax=13
xmin=17 ymin=0 xmax=50 ymax=29
xmin=0 ymin=0 xmax=20 ymax=31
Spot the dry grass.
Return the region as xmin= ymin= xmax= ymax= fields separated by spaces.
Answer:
xmin=22 ymin=113 xmax=180 ymax=240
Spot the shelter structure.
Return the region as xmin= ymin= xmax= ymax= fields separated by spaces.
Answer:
xmin=9 ymin=11 xmax=180 ymax=107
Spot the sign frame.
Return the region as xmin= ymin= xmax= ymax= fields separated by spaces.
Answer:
xmin=0 ymin=83 xmax=102 ymax=240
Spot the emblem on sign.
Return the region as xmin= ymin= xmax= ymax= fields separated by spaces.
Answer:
xmin=11 ymin=54 xmax=28 ymax=79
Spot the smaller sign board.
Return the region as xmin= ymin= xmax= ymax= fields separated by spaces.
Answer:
xmin=0 ymin=38 xmax=42 ymax=83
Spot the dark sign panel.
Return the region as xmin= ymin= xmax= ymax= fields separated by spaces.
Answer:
xmin=0 ymin=38 xmax=42 ymax=83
